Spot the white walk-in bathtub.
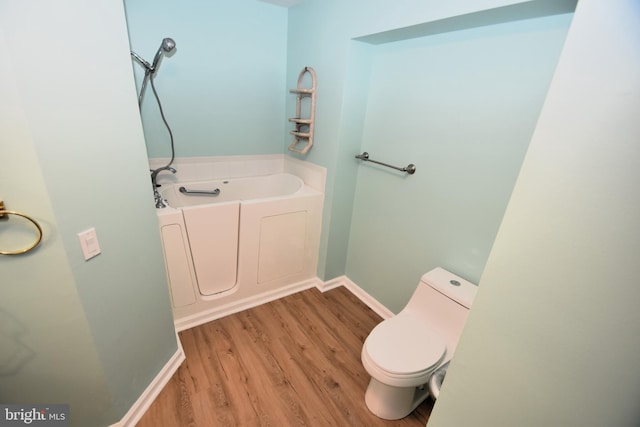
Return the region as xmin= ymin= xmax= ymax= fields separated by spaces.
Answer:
xmin=154 ymin=155 xmax=325 ymax=331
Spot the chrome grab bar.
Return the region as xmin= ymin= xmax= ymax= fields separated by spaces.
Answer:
xmin=179 ymin=186 xmax=220 ymax=196
xmin=355 ymin=152 xmax=416 ymax=175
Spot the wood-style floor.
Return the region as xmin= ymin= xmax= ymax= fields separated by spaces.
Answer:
xmin=136 ymin=286 xmax=433 ymax=426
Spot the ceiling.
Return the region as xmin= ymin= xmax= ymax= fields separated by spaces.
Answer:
xmin=257 ymin=0 xmax=304 ymax=7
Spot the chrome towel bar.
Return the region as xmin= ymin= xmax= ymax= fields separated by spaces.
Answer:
xmin=355 ymin=152 xmax=416 ymax=175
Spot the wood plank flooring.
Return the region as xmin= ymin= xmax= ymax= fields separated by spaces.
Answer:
xmin=136 ymin=286 xmax=433 ymax=426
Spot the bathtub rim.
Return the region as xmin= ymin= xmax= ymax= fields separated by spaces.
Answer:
xmin=157 ymin=175 xmax=320 ymax=211
xmin=150 ymin=154 xmax=326 ymax=194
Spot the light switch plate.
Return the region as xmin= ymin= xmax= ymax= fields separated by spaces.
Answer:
xmin=78 ymin=227 xmax=101 ymax=260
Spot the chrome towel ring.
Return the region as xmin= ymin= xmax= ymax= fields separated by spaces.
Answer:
xmin=0 ymin=209 xmax=43 ymax=255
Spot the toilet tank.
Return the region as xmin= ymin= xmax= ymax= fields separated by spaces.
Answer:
xmin=421 ymin=267 xmax=477 ymax=308
xmin=404 ymin=267 xmax=478 ymax=359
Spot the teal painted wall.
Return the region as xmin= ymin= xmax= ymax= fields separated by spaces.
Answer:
xmin=124 ymin=0 xmax=288 ymax=158
xmin=123 ymin=0 xmax=575 ymax=315
xmin=286 ymin=0 xmax=574 ymax=312
xmin=1 ymin=1 xmax=178 ymax=425
xmin=346 ymin=14 xmax=573 ymax=312
xmin=1 ymin=58 xmax=112 ymax=424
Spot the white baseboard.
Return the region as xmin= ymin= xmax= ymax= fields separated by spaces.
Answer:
xmin=111 ymin=339 xmax=185 ymax=427
xmin=174 ymin=275 xmax=392 ymax=332
xmin=317 ymin=275 xmax=394 ymax=320
xmin=316 ymin=275 xmax=346 ymax=292
xmin=174 ymin=278 xmax=320 ymax=332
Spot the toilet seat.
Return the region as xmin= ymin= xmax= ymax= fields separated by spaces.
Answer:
xmin=364 ymin=312 xmax=446 ymax=377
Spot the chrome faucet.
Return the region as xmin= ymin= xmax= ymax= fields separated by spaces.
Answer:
xmin=150 ymin=166 xmax=176 ymax=208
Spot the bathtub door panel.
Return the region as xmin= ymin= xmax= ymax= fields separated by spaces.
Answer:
xmin=257 ymin=211 xmax=307 ymax=284
xmin=160 ymin=224 xmax=197 ymax=308
xmin=182 ymin=202 xmax=240 ymax=296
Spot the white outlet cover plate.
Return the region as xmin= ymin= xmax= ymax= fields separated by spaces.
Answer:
xmin=78 ymin=227 xmax=101 ymax=260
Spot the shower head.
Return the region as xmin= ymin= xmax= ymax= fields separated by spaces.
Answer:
xmin=161 ymin=38 xmax=176 ymax=53
xmin=151 ymin=37 xmax=176 ymax=71
xmin=130 ymin=37 xmax=175 ymax=73
xmin=131 ymin=37 xmax=176 ymax=107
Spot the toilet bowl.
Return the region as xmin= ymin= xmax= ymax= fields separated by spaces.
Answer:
xmin=361 ymin=313 xmax=446 ymax=419
xmin=361 ymin=267 xmax=477 ymax=420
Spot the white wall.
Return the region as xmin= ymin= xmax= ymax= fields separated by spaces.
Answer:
xmin=429 ymin=0 xmax=640 ymax=425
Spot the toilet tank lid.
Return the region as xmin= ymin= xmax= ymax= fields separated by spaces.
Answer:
xmin=421 ymin=267 xmax=478 ymax=308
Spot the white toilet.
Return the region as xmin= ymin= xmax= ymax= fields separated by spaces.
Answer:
xmin=361 ymin=267 xmax=477 ymax=420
